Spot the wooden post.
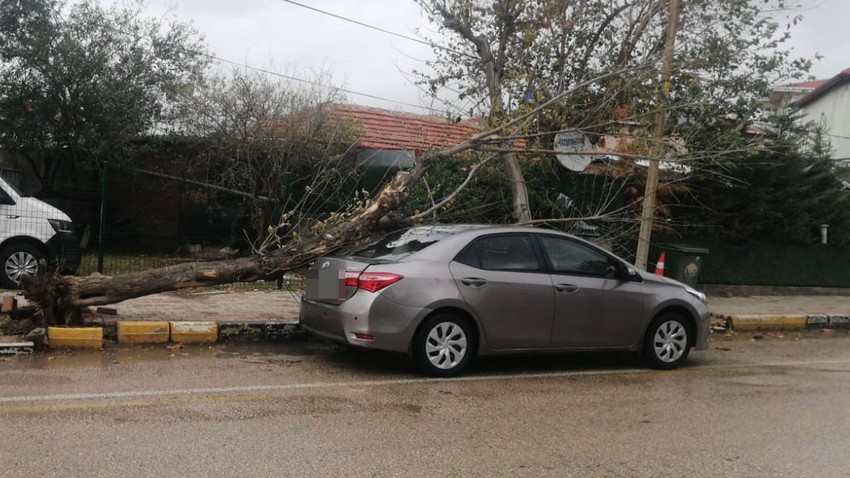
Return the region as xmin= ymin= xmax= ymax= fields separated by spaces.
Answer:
xmin=635 ymin=0 xmax=681 ymax=270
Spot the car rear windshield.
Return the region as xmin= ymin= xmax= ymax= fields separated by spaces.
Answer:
xmin=354 ymin=226 xmax=472 ymax=260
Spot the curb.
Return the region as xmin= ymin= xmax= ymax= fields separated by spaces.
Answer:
xmin=0 ymin=342 xmax=34 ymax=355
xmin=47 ymin=321 xmax=303 ymax=349
xmin=721 ymin=314 xmax=850 ymax=331
xmin=47 ymin=327 xmax=104 ymax=349
xmin=171 ymin=321 xmax=218 ymax=344
xmin=117 ymin=321 xmax=170 ymax=344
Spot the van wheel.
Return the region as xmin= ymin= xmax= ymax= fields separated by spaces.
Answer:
xmin=0 ymin=243 xmax=42 ymax=289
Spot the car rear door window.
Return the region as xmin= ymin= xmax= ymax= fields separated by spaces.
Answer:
xmin=459 ymin=235 xmax=540 ymax=271
xmin=538 ymin=235 xmax=614 ymax=277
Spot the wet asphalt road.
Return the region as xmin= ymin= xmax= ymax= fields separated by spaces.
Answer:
xmin=2 ymin=332 xmax=850 ymax=477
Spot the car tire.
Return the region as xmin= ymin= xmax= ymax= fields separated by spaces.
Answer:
xmin=413 ymin=313 xmax=476 ymax=377
xmin=643 ymin=313 xmax=692 ymax=370
xmin=0 ymin=243 xmax=42 ymax=289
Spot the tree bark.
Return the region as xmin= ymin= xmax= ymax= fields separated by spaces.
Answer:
xmin=426 ymin=0 xmax=533 ymax=224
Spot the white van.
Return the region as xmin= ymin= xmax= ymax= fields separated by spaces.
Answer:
xmin=0 ymin=176 xmax=80 ymax=288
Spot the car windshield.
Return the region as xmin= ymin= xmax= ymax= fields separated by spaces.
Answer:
xmin=354 ymin=225 xmax=477 ymax=260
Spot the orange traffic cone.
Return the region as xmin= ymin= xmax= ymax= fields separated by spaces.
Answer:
xmin=654 ymin=251 xmax=666 ymax=276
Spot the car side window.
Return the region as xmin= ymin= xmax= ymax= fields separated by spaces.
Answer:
xmin=538 ymin=235 xmax=615 ymax=277
xmin=466 ymin=235 xmax=540 ymax=271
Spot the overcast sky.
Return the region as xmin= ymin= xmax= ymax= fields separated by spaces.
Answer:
xmin=113 ymin=0 xmax=850 ymax=114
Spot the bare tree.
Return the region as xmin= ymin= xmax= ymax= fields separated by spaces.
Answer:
xmin=179 ymin=68 xmax=361 ymax=244
xmin=418 ymin=0 xmax=534 ymax=223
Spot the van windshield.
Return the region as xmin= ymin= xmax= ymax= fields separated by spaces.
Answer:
xmin=0 ymin=176 xmax=24 ymax=197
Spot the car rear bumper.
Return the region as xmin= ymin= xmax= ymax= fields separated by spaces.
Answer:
xmin=299 ymin=293 xmax=423 ymax=353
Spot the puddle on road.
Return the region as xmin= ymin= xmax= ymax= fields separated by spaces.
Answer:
xmin=1 ymin=338 xmax=344 ymax=371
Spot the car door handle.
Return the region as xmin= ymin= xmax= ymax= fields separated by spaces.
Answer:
xmin=6 ymin=215 xmax=19 ymax=219
xmin=554 ymin=283 xmax=579 ymax=293
xmin=461 ymin=277 xmax=488 ymax=287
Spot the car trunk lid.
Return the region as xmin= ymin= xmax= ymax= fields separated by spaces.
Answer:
xmin=304 ymin=256 xmax=394 ymax=305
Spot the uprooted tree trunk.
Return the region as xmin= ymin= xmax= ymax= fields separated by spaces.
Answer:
xmin=21 ymin=79 xmax=609 ymax=325
xmin=21 ymin=130 xmax=489 ymax=325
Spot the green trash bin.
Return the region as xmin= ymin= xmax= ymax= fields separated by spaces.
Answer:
xmin=659 ymin=243 xmax=709 ymax=286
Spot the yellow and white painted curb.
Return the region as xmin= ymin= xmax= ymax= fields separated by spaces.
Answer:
xmin=723 ymin=314 xmax=850 ymax=331
xmin=117 ymin=321 xmax=170 ymax=344
xmin=729 ymin=314 xmax=807 ymax=331
xmin=170 ymin=321 xmax=218 ymax=344
xmin=47 ymin=327 xmax=103 ymax=349
xmin=45 ymin=321 xmax=301 ymax=348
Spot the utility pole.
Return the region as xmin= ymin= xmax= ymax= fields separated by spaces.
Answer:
xmin=635 ymin=0 xmax=681 ymax=270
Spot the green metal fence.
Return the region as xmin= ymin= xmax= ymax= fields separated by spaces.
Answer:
xmin=655 ymin=237 xmax=850 ymax=287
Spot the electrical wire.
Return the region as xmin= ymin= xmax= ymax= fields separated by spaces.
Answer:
xmin=87 ymin=16 xmax=453 ymax=115
xmin=277 ymin=0 xmax=473 ymax=59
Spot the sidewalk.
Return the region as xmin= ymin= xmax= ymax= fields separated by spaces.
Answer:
xmin=5 ymin=288 xmax=850 ymax=325
xmin=708 ymin=295 xmax=850 ymax=316
xmin=78 ymin=289 xmax=850 ymax=334
xmin=102 ymin=290 xmax=850 ymax=323
xmin=97 ymin=290 xmax=302 ymax=324
xmin=4 ymin=288 xmax=850 ymax=354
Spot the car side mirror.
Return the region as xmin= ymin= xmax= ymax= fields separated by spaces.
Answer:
xmin=625 ymin=267 xmax=643 ymax=282
xmin=613 ymin=263 xmax=642 ymax=282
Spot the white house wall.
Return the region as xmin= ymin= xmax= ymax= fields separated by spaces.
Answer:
xmin=799 ymin=82 xmax=850 ymax=161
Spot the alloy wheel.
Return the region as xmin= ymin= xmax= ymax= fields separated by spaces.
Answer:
xmin=5 ymin=251 xmax=38 ymax=284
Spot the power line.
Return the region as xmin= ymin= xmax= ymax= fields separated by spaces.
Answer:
xmin=205 ymin=52 xmax=443 ymax=113
xmin=63 ymin=11 xmax=465 ymax=117
xmin=91 ymin=20 xmax=449 ymax=114
xmin=277 ymin=0 xmax=473 ymax=59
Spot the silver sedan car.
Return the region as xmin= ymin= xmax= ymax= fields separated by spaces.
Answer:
xmin=300 ymin=225 xmax=710 ymax=376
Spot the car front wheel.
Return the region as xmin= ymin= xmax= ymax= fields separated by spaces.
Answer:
xmin=643 ymin=313 xmax=692 ymax=370
xmin=413 ymin=313 xmax=476 ymax=377
xmin=0 ymin=243 xmax=43 ymax=289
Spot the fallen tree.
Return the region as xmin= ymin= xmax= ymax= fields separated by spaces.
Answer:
xmin=23 ymin=77 xmax=616 ymax=325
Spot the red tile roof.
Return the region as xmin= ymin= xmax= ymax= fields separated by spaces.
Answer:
xmin=796 ymin=68 xmax=850 ymax=107
xmin=780 ymin=79 xmax=828 ymax=89
xmin=328 ymin=104 xmax=482 ymax=152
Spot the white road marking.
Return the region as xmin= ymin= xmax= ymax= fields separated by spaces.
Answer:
xmin=2 ymin=358 xmax=849 ymax=405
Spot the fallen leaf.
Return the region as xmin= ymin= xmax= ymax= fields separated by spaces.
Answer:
xmin=167 ymin=343 xmax=185 ymax=350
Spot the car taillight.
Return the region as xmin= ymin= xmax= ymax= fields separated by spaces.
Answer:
xmin=344 ymin=271 xmax=360 ymax=288
xmin=344 ymin=272 xmax=403 ymax=293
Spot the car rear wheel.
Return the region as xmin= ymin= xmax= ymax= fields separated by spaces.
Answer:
xmin=413 ymin=313 xmax=476 ymax=377
xmin=0 ymin=243 xmax=42 ymax=289
xmin=643 ymin=313 xmax=692 ymax=370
